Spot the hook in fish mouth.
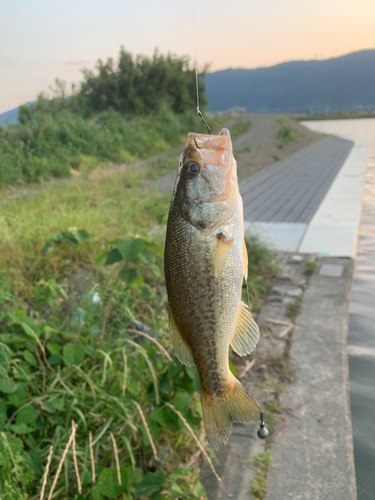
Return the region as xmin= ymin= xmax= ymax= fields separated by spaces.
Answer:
xmin=194 ymin=138 xmax=202 ymax=150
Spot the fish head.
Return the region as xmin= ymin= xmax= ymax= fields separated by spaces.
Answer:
xmin=174 ymin=128 xmax=238 ymax=206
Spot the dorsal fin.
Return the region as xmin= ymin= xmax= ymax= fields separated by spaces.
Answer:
xmin=230 ymin=301 xmax=260 ymax=356
xmin=169 ymin=309 xmax=195 ymax=366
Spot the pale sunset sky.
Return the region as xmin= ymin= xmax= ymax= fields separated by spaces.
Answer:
xmin=0 ymin=0 xmax=374 ymax=113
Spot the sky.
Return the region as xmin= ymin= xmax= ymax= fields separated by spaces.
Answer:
xmin=1 ymin=0 xmax=375 ymax=113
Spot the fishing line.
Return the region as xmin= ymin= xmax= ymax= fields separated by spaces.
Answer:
xmin=245 ymin=276 xmax=269 ymax=440
xmin=192 ymin=4 xmax=211 ymax=134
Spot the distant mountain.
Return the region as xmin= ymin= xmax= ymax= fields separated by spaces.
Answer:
xmin=0 ymin=101 xmax=35 ymax=127
xmin=206 ymin=49 xmax=375 ymax=114
xmin=2 ymin=50 xmax=374 ymax=124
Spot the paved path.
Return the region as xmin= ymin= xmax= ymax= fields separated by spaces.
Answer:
xmin=242 ymin=120 xmax=374 ymax=258
xmin=241 ymin=136 xmax=353 ymax=224
xmin=267 ymin=257 xmax=357 ymax=500
xmin=301 ymin=119 xmax=375 ymax=500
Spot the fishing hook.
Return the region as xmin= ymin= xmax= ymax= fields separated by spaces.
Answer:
xmin=197 ymin=106 xmax=211 ymax=135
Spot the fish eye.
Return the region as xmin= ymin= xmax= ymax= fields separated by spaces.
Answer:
xmin=184 ymin=161 xmax=200 ymax=179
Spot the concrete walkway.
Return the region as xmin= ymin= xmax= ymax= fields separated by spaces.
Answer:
xmin=266 ymin=257 xmax=357 ymax=500
xmin=302 ymin=119 xmax=375 ymax=500
xmin=242 ymin=136 xmax=355 ymax=254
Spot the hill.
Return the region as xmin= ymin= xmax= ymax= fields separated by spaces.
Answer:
xmin=0 ymin=102 xmax=35 ymax=126
xmin=205 ymin=49 xmax=375 ymax=114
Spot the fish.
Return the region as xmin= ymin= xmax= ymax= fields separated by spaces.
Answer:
xmin=164 ymin=128 xmax=260 ymax=449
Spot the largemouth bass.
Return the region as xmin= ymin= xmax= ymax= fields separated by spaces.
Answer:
xmin=164 ymin=128 xmax=260 ymax=449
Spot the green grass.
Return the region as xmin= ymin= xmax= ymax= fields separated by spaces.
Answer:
xmin=286 ymin=294 xmax=303 ymax=322
xmin=244 ymin=236 xmax=280 ymax=312
xmin=234 ymin=146 xmax=251 ymax=156
xmin=276 ymin=116 xmax=297 ymax=149
xmin=272 ymin=154 xmax=281 ymax=162
xmin=230 ymin=120 xmax=251 ymax=139
xmin=304 ymin=260 xmax=319 ymax=276
xmin=250 ymin=450 xmax=273 ymax=500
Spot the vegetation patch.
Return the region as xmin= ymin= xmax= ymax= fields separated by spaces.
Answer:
xmin=286 ymin=294 xmax=303 ymax=322
xmin=243 ymin=236 xmax=280 ymax=312
xmin=250 ymin=450 xmax=273 ymax=500
xmin=230 ymin=120 xmax=251 ymax=139
xmin=304 ymin=260 xmax=319 ymax=277
xmin=234 ymin=146 xmax=251 ymax=155
xmin=0 ymin=47 xmax=216 ymax=188
xmin=276 ymin=116 xmax=297 ymax=149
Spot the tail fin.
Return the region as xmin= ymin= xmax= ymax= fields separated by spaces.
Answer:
xmin=201 ymin=374 xmax=259 ymax=450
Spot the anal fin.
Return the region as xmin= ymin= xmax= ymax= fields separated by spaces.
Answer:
xmin=230 ymin=301 xmax=260 ymax=356
xmin=169 ymin=309 xmax=195 ymax=366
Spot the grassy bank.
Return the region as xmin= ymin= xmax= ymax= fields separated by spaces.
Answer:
xmin=0 ymin=142 xmax=277 ymax=499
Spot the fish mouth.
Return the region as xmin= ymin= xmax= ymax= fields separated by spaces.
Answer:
xmin=185 ymin=128 xmax=234 ymax=172
xmin=188 ymin=128 xmax=232 ymax=152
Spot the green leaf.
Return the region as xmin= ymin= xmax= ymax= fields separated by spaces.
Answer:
xmin=170 ymin=482 xmax=185 ymax=497
xmin=7 ymin=387 xmax=27 ymax=406
xmin=20 ymin=322 xmax=40 ymax=341
xmin=8 ymin=437 xmax=24 ymax=454
xmin=28 ymin=449 xmax=43 ymax=475
xmin=192 ymin=479 xmax=207 ymax=498
xmin=63 ymin=344 xmax=75 ymax=364
xmin=134 ymin=472 xmax=163 ymax=498
xmin=229 ymin=360 xmax=237 ymax=375
xmin=117 ymin=238 xmax=145 ymax=264
xmin=171 ymin=392 xmax=192 ymax=410
xmin=142 ymin=249 xmax=156 ymax=263
xmin=150 ymin=407 xmax=168 ymax=429
xmin=23 ymin=351 xmax=37 ymax=366
xmin=48 ymin=354 xmax=62 ymax=366
xmin=168 ymin=467 xmax=193 ymax=479
xmin=92 ymin=486 xmax=104 ymax=500
xmin=97 ymin=468 xmax=128 ymax=499
xmin=119 ymin=268 xmax=138 ymax=285
xmin=51 ymin=233 xmax=64 ymax=244
xmin=41 ymin=242 xmax=52 ymax=256
xmin=125 ymin=466 xmax=143 ymax=485
xmin=63 ymin=343 xmax=85 ymax=365
xmin=10 ymin=423 xmax=33 ymax=434
xmin=105 ymin=248 xmax=123 ymax=266
xmin=94 ymin=248 xmax=109 ymax=266
xmin=46 ymin=342 xmax=61 ymax=355
xmin=41 ymin=402 xmax=55 ymax=413
xmin=0 ymin=377 xmax=18 ymax=394
xmin=50 ymin=398 xmax=65 ymax=411
xmin=0 ymin=401 xmax=7 ymax=418
xmin=16 ymin=405 xmax=40 ymax=426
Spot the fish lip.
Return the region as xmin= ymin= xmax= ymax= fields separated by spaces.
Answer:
xmin=187 ymin=129 xmax=233 ymax=158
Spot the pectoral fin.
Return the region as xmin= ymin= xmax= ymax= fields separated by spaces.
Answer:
xmin=214 ymin=238 xmax=232 ymax=278
xmin=169 ymin=309 xmax=195 ymax=366
xmin=230 ymin=301 xmax=260 ymax=356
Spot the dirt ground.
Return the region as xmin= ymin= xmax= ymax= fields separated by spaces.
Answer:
xmin=232 ymin=113 xmax=322 ymax=182
xmin=146 ymin=113 xmax=323 ymax=193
